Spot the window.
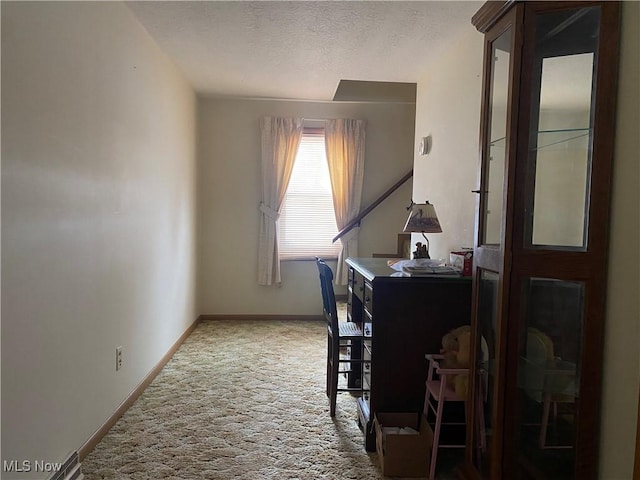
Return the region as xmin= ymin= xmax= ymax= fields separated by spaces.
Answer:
xmin=278 ymin=129 xmax=341 ymax=260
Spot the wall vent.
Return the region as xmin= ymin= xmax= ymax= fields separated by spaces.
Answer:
xmin=49 ymin=451 xmax=83 ymax=480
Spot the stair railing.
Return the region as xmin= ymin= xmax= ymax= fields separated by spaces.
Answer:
xmin=332 ymin=169 xmax=413 ymax=243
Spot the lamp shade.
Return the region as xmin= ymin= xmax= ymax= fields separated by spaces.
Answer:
xmin=403 ymin=202 xmax=442 ymax=233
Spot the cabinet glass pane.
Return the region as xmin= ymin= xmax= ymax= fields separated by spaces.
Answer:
xmin=483 ymin=29 xmax=511 ymax=246
xmin=525 ymin=7 xmax=600 ymax=249
xmin=472 ymin=270 xmax=499 ymax=475
xmin=515 ymin=278 xmax=584 ymax=479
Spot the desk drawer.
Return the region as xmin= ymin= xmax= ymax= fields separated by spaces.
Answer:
xmin=363 ymin=339 xmax=372 ymax=390
xmin=363 ymin=282 xmax=373 ymax=313
xmin=364 ymin=319 xmax=372 ymax=338
xmin=363 ymin=364 xmax=371 ymax=391
xmin=352 ymin=271 xmax=365 ymax=302
xmin=363 ymin=339 xmax=372 ymax=359
xmin=364 ymin=309 xmax=373 ymax=337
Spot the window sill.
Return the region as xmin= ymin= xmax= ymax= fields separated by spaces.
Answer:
xmin=281 ymin=256 xmax=339 ymax=262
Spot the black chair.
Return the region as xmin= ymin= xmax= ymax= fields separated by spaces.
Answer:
xmin=315 ymin=257 xmax=363 ymax=416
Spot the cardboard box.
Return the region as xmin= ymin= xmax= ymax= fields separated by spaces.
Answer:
xmin=450 ymin=250 xmax=473 ymax=276
xmin=374 ymin=412 xmax=433 ymax=478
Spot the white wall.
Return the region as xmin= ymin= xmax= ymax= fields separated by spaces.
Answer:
xmin=197 ymin=98 xmax=415 ymax=315
xmin=600 ymin=2 xmax=640 ymax=477
xmin=413 ymin=28 xmax=484 ymax=259
xmin=413 ymin=3 xmax=639 ymax=478
xmin=1 ymin=2 xmax=197 ymax=476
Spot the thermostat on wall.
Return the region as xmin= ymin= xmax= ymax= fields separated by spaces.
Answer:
xmin=418 ymin=136 xmax=432 ymax=156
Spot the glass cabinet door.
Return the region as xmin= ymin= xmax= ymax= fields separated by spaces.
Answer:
xmin=472 ymin=270 xmax=499 ymax=476
xmin=514 ymin=278 xmax=584 ymax=478
xmin=469 ymin=6 xmax=522 ymax=477
xmin=522 ymin=6 xmax=601 ymax=250
xmin=482 ymin=28 xmax=512 ymax=246
xmin=504 ymin=3 xmax=619 ymax=479
xmin=472 ymin=24 xmax=512 ymax=468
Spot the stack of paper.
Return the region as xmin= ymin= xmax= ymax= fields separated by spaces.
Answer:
xmin=388 ymin=259 xmax=461 ymax=276
xmin=402 ymin=265 xmax=460 ymax=276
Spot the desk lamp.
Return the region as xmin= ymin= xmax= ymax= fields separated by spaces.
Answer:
xmin=403 ymin=201 xmax=442 ymax=259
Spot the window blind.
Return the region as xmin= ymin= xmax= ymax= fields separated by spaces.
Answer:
xmin=279 ymin=132 xmax=341 ymax=260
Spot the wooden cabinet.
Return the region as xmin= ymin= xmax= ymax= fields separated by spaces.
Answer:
xmin=465 ymin=2 xmax=621 ymax=479
xmin=345 ymin=257 xmax=472 ymax=451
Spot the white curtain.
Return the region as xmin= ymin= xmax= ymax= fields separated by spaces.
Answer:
xmin=324 ymin=119 xmax=366 ymax=285
xmin=258 ymin=117 xmax=304 ymax=285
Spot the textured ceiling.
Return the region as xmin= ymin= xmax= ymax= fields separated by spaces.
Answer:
xmin=126 ymin=1 xmax=481 ymax=101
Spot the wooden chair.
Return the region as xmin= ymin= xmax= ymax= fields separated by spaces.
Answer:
xmin=424 ymin=354 xmax=469 ymax=480
xmin=315 ymin=257 xmax=363 ymax=417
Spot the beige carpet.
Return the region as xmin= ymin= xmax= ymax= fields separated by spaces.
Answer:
xmin=83 ymin=318 xmax=457 ymax=479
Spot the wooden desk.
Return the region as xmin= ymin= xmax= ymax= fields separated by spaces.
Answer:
xmin=346 ymin=257 xmax=472 ymax=451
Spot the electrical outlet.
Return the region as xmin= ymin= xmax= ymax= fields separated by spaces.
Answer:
xmin=116 ymin=346 xmax=123 ymax=371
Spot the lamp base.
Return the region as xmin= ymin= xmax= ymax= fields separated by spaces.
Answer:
xmin=412 ymin=242 xmax=430 ymax=259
